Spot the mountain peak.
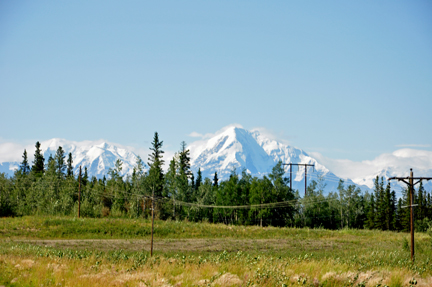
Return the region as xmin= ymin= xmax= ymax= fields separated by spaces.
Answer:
xmin=188 ymin=127 xmax=338 ymax=191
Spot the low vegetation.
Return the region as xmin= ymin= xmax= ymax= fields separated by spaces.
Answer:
xmin=1 ymin=216 xmax=432 ymax=286
xmin=2 ymin=135 xmax=432 ymax=285
xmin=2 ymin=135 xmax=431 ymax=234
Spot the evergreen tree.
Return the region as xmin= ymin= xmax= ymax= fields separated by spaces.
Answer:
xmin=54 ymin=146 xmax=66 ymax=178
xmin=147 ymin=132 xmax=165 ymax=198
xmin=401 ymin=187 xmax=411 ymax=232
xmin=82 ymin=167 xmax=89 ymax=186
xmin=366 ymin=194 xmax=375 ymax=229
xmin=165 ymin=156 xmax=178 ymax=218
xmin=213 ymin=172 xmax=218 ymax=187
xmin=133 ymin=156 xmax=146 ymax=178
xmin=196 ymin=168 xmax=202 ymax=191
xmin=32 ymin=141 xmax=45 ymax=177
xmin=66 ymin=152 xmax=73 ymax=177
xmin=165 ymin=156 xmax=177 ymax=197
xmin=395 ymin=198 xmax=403 ymax=231
xmin=19 ymin=149 xmax=30 ymax=175
xmin=190 ymin=173 xmax=195 ymax=191
xmin=390 ymin=190 xmax=397 ymax=230
xmin=417 ymin=182 xmax=425 ymax=221
xmin=177 ymin=141 xmax=191 ymax=202
xmin=373 ymin=177 xmax=385 ymax=230
xmin=383 ymin=182 xmax=393 ymax=230
xmin=46 ymin=154 xmax=56 ymax=175
xmin=108 ymin=159 xmax=123 ymax=179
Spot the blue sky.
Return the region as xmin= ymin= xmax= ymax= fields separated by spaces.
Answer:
xmin=1 ymin=0 xmax=431 ymax=162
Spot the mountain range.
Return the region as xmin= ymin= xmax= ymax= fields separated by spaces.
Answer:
xmin=1 ymin=127 xmax=431 ymax=194
xmin=0 ymin=139 xmax=141 ymax=179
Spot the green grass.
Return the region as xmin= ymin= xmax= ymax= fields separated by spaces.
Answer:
xmin=1 ymin=216 xmax=432 ymax=286
xmin=0 ymin=215 xmax=419 ymax=240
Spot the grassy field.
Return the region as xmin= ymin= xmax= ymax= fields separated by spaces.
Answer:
xmin=0 ymin=216 xmax=431 ymax=286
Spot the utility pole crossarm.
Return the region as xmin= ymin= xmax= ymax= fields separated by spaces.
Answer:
xmin=387 ymin=168 xmax=432 ymax=262
xmin=399 ymin=179 xmax=410 ymax=185
xmin=389 ymin=178 xmax=432 ymax=187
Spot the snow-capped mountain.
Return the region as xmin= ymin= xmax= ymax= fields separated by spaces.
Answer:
xmin=1 ymin=126 xmax=431 ymax=195
xmin=1 ymin=139 xmax=144 ymax=179
xmin=188 ymin=126 xmax=363 ymax=193
xmin=352 ymin=150 xmax=432 ymax=194
xmin=311 ymin=148 xmax=432 ymax=195
xmin=45 ymin=139 xmax=144 ymax=178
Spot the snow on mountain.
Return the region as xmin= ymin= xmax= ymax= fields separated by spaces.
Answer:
xmin=188 ymin=126 xmax=363 ymax=193
xmin=1 ymin=128 xmax=431 ymax=195
xmin=0 ymin=139 xmax=145 ymax=179
xmin=42 ymin=139 xmax=144 ymax=178
xmin=310 ymin=148 xmax=432 ymax=194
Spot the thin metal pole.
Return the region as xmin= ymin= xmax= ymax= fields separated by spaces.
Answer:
xmin=150 ymin=186 xmax=155 ymax=257
xmin=410 ymin=168 xmax=414 ymax=262
xmin=78 ymin=166 xmax=81 ymax=218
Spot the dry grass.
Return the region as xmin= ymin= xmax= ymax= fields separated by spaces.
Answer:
xmin=1 ymin=216 xmax=432 ymax=286
xmin=1 ymin=251 xmax=431 ymax=286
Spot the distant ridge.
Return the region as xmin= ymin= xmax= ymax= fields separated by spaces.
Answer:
xmin=188 ymin=126 xmax=363 ymax=193
xmin=1 ymin=128 xmax=431 ymax=194
xmin=0 ymin=139 xmax=142 ymax=179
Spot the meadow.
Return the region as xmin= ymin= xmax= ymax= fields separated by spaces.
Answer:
xmin=0 ymin=216 xmax=431 ymax=286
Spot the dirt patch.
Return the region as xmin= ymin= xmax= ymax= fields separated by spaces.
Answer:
xmin=212 ymin=273 xmax=242 ymax=286
xmin=13 ymin=238 xmax=338 ymax=253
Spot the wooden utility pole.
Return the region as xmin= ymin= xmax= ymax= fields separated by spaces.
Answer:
xmin=389 ymin=169 xmax=432 ymax=262
xmin=78 ymin=166 xmax=81 ymax=218
xmin=283 ymin=163 xmax=315 ymax=196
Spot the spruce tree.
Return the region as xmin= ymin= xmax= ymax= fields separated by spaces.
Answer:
xmin=178 ymin=141 xmax=191 ymax=175
xmin=395 ymin=198 xmax=403 ymax=231
xmin=417 ymin=182 xmax=425 ymax=220
xmin=83 ymin=167 xmax=89 ymax=186
xmin=383 ymin=182 xmax=392 ymax=230
xmin=19 ymin=149 xmax=30 ymax=175
xmin=391 ymin=190 xmax=397 ymax=230
xmin=213 ymin=172 xmax=218 ymax=187
xmin=177 ymin=141 xmax=191 ymax=202
xmin=401 ymin=187 xmax=411 ymax=232
xmin=66 ymin=152 xmax=73 ymax=177
xmin=54 ymin=146 xmax=66 ymax=177
xmin=190 ymin=173 xmax=195 ymax=190
xmin=32 ymin=141 xmax=45 ymax=177
xmin=373 ymin=177 xmax=385 ymax=230
xmin=366 ymin=194 xmax=375 ymax=229
xmin=46 ymin=154 xmax=56 ymax=174
xmin=147 ymin=132 xmax=165 ymax=198
xmin=196 ymin=168 xmax=202 ymax=191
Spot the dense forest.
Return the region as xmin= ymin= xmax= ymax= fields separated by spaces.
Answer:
xmin=1 ymin=132 xmax=431 ymax=232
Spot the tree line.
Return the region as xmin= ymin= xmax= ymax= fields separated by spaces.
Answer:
xmin=0 ymin=132 xmax=431 ymax=232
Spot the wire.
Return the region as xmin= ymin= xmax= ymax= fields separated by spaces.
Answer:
xmin=171 ymin=196 xmax=343 ymax=210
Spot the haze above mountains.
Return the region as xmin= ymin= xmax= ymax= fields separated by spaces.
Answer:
xmin=1 ymin=126 xmax=431 ymax=194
